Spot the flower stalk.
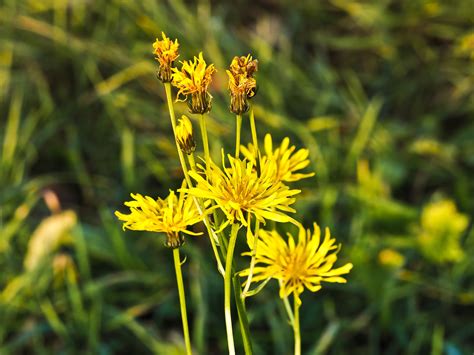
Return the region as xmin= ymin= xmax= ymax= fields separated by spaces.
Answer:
xmin=293 ymin=295 xmax=301 ymax=355
xmin=224 ymin=223 xmax=240 ymax=355
xmin=235 ymin=114 xmax=242 ymax=157
xmin=173 ymin=247 xmax=193 ymax=355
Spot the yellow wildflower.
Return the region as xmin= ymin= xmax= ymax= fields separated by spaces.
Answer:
xmin=183 ymin=155 xmax=300 ymax=228
xmin=457 ymin=32 xmax=474 ymax=60
xmin=241 ymin=223 xmax=353 ymax=305
xmin=418 ymin=199 xmax=468 ymax=263
xmin=378 ymin=248 xmax=404 ymax=268
xmin=241 ymin=133 xmax=315 ymax=182
xmin=172 ymin=52 xmax=216 ymax=114
xmin=227 ymin=54 xmax=258 ymax=114
xmin=115 ymin=181 xmax=203 ymax=248
xmin=176 ymin=115 xmax=196 ymax=154
xmin=152 ymin=32 xmax=179 ymax=82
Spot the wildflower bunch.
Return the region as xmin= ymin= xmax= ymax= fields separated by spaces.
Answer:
xmin=115 ymin=32 xmax=352 ymax=355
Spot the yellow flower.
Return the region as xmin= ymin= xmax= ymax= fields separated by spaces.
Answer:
xmin=226 ymin=54 xmax=258 ymax=114
xmin=241 ymin=223 xmax=353 ymax=305
xmin=378 ymin=248 xmax=405 ymax=268
xmin=152 ymin=32 xmax=179 ymax=82
xmin=172 ymin=52 xmax=216 ymax=114
xmin=176 ymin=115 xmax=196 ymax=154
xmin=418 ymin=199 xmax=468 ymax=263
xmin=115 ymin=181 xmax=203 ymax=248
xmin=241 ymin=133 xmax=315 ymax=182
xmin=183 ymin=155 xmax=300 ymax=228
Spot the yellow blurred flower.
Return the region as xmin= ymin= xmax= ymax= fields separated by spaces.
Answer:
xmin=172 ymin=52 xmax=216 ymax=114
xmin=378 ymin=248 xmax=405 ymax=268
xmin=241 ymin=223 xmax=353 ymax=304
xmin=418 ymin=199 xmax=468 ymax=263
xmin=184 ymin=155 xmax=300 ymax=227
xmin=226 ymin=54 xmax=258 ymax=114
xmin=457 ymin=32 xmax=474 ymax=60
xmin=115 ymin=181 xmax=203 ymax=248
xmin=241 ymin=133 xmax=315 ymax=182
xmin=152 ymin=32 xmax=179 ymax=82
xmin=176 ymin=115 xmax=196 ymax=154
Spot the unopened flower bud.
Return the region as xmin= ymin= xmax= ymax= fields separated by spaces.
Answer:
xmin=176 ymin=115 xmax=196 ymax=154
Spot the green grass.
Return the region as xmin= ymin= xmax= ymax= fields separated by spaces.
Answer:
xmin=0 ymin=0 xmax=473 ymax=353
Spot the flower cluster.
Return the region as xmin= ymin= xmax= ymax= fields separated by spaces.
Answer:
xmin=115 ymin=32 xmax=353 ymax=355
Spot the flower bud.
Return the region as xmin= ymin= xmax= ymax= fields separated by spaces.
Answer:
xmin=176 ymin=115 xmax=196 ymax=154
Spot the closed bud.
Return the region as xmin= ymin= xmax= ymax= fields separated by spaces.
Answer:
xmin=176 ymin=115 xmax=196 ymax=154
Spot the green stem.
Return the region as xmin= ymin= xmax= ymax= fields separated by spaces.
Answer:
xmin=164 ymin=83 xmax=193 ymax=188
xmin=164 ymin=83 xmax=223 ymax=275
xmin=199 ymin=114 xmax=210 ymax=165
xmin=235 ymin=114 xmax=242 ymax=157
xmin=233 ymin=276 xmax=253 ymax=355
xmin=187 ymin=154 xmax=225 ymax=276
xmin=293 ymin=296 xmax=301 ymax=355
xmin=216 ymin=222 xmax=253 ymax=355
xmin=173 ymin=248 xmax=193 ymax=355
xmin=224 ymin=224 xmax=239 ymax=355
xmin=249 ymin=107 xmax=259 ymax=157
xmin=242 ymin=220 xmax=259 ymax=298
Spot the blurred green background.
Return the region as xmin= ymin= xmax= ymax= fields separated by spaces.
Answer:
xmin=1 ymin=0 xmax=473 ymax=354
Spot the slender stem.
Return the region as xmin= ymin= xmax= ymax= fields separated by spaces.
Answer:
xmin=242 ymin=220 xmax=259 ymax=298
xmin=173 ymin=248 xmax=193 ymax=355
xmin=224 ymin=224 xmax=239 ymax=355
xmin=293 ymin=296 xmax=301 ymax=355
xmin=217 ymin=223 xmax=253 ymax=355
xmin=199 ymin=114 xmax=210 ymax=165
xmin=187 ymin=154 xmax=225 ymax=275
xmin=163 ymin=83 xmax=224 ymax=275
xmin=249 ymin=107 xmax=259 ymax=158
xmin=235 ymin=114 xmax=242 ymax=157
xmin=280 ymin=280 xmax=294 ymax=325
xmin=164 ymin=83 xmax=193 ymax=188
xmin=233 ymin=276 xmax=253 ymax=355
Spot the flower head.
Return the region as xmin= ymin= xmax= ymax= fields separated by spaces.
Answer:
xmin=153 ymin=32 xmax=179 ymax=82
xmin=227 ymin=54 xmax=258 ymax=114
xmin=172 ymin=52 xmax=216 ymax=114
xmin=183 ymin=155 xmax=300 ymax=228
xmin=417 ymin=199 xmax=468 ymax=263
xmin=241 ymin=133 xmax=315 ymax=182
xmin=241 ymin=223 xmax=353 ymax=304
xmin=176 ymin=115 xmax=196 ymax=154
xmin=115 ymin=181 xmax=202 ymax=248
